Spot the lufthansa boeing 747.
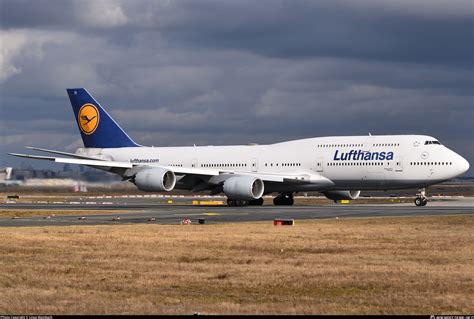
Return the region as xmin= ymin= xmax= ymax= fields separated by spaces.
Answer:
xmin=10 ymin=88 xmax=470 ymax=206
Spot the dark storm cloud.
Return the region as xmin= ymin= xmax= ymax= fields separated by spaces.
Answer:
xmin=0 ymin=0 xmax=473 ymax=175
xmin=143 ymin=0 xmax=473 ymax=68
xmin=2 ymin=0 xmax=471 ymax=67
xmin=0 ymin=0 xmax=75 ymax=29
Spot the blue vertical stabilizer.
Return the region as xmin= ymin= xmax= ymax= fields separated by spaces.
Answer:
xmin=67 ymin=88 xmax=140 ymax=148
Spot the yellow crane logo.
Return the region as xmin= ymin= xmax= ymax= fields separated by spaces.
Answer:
xmin=78 ymin=103 xmax=99 ymax=135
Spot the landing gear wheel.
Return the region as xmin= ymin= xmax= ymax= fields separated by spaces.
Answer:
xmin=421 ymin=198 xmax=428 ymax=206
xmin=249 ymin=198 xmax=264 ymax=206
xmin=415 ymin=197 xmax=428 ymax=207
xmin=415 ymin=197 xmax=422 ymax=206
xmin=227 ymin=199 xmax=249 ymax=207
xmin=415 ymin=187 xmax=428 ymax=207
xmin=273 ymin=193 xmax=294 ymax=206
xmin=237 ymin=200 xmax=249 ymax=207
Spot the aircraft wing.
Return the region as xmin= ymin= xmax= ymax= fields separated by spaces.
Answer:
xmin=9 ymin=153 xmax=134 ymax=169
xmin=23 ymin=146 xmax=109 ymax=161
xmin=8 ymin=152 xmax=333 ymax=186
xmin=8 ymin=152 xmax=226 ymax=177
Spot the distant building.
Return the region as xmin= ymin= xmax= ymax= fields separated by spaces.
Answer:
xmin=0 ymin=167 xmax=13 ymax=180
xmin=9 ymin=167 xmax=120 ymax=183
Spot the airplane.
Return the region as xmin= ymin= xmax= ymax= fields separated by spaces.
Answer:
xmin=9 ymin=88 xmax=469 ymax=207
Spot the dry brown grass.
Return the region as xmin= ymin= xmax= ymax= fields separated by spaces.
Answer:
xmin=0 ymin=215 xmax=473 ymax=315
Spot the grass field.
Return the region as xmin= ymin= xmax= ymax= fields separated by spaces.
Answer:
xmin=0 ymin=215 xmax=473 ymax=314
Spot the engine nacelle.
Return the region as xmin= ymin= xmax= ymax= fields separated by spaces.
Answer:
xmin=223 ymin=176 xmax=264 ymax=200
xmin=322 ymin=190 xmax=361 ymax=201
xmin=133 ymin=168 xmax=176 ymax=192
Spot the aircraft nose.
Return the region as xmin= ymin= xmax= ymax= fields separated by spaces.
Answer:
xmin=458 ymin=156 xmax=470 ymax=175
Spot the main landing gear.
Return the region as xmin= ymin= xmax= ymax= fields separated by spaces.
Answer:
xmin=227 ymin=198 xmax=264 ymax=207
xmin=415 ymin=187 xmax=428 ymax=207
xmin=227 ymin=199 xmax=248 ymax=207
xmin=273 ymin=192 xmax=294 ymax=206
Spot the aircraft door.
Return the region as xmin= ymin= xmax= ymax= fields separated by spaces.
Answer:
xmin=315 ymin=157 xmax=324 ymax=172
xmin=191 ymin=158 xmax=198 ymax=168
xmin=395 ymin=156 xmax=403 ymax=172
xmin=251 ymin=158 xmax=258 ymax=172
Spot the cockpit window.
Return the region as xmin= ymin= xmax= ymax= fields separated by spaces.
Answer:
xmin=425 ymin=140 xmax=441 ymax=145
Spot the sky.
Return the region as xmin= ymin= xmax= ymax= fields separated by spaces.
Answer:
xmin=0 ymin=0 xmax=473 ymax=175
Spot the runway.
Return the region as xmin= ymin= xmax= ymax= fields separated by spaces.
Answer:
xmin=1 ymin=197 xmax=473 ymax=227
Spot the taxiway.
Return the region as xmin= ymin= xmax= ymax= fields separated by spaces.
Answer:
xmin=1 ymin=196 xmax=473 ymax=227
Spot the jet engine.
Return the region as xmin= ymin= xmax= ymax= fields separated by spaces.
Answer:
xmin=223 ymin=176 xmax=264 ymax=200
xmin=322 ymin=190 xmax=361 ymax=201
xmin=133 ymin=168 xmax=176 ymax=192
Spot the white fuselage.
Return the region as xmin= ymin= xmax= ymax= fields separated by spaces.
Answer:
xmin=77 ymin=134 xmax=469 ymax=193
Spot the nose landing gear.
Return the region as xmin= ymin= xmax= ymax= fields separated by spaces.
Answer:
xmin=415 ymin=188 xmax=428 ymax=206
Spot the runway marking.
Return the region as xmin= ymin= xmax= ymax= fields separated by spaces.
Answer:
xmin=172 ymin=212 xmax=227 ymax=217
xmin=174 ymin=213 xmax=213 ymax=217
